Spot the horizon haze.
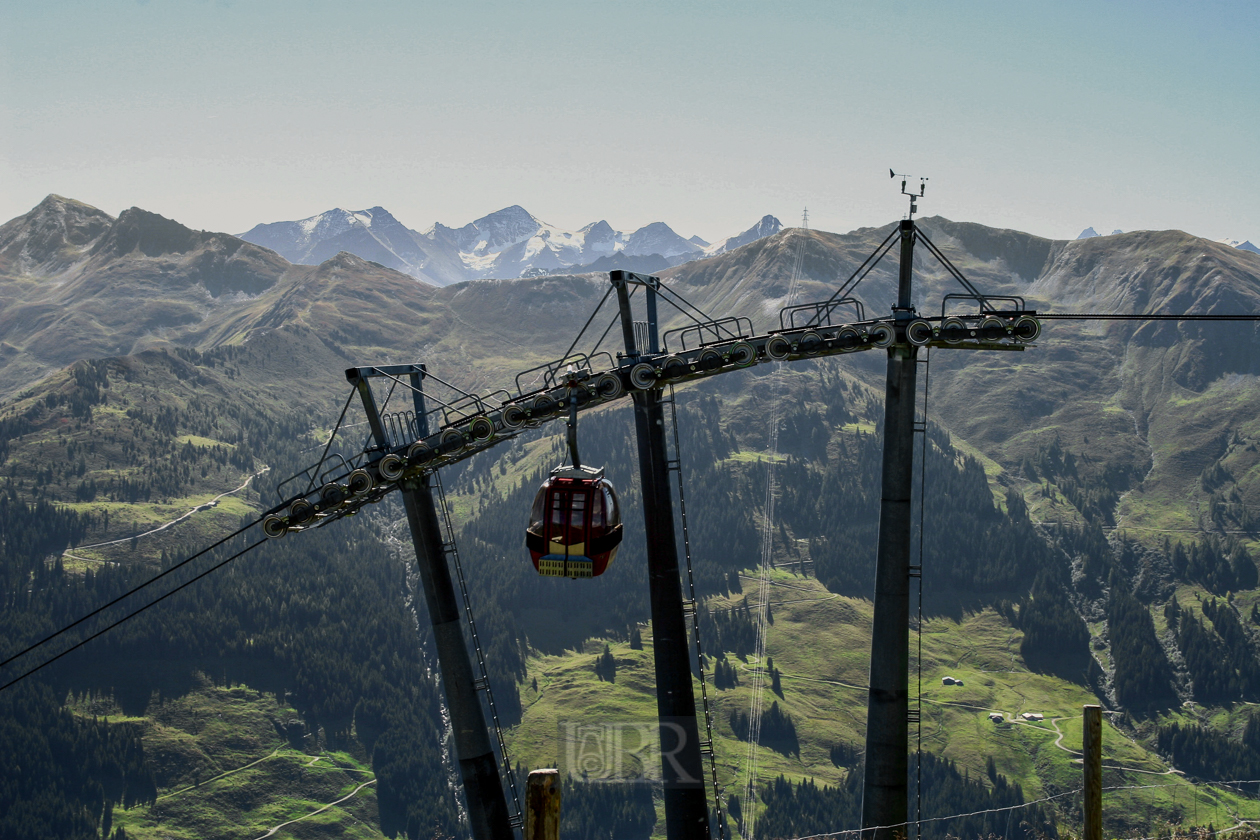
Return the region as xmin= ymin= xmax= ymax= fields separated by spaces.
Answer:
xmin=2 ymin=1 xmax=1257 ymax=246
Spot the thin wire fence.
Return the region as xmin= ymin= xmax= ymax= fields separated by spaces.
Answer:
xmin=774 ymin=777 xmax=1260 ymax=840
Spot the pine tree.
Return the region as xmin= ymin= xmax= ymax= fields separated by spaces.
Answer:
xmin=594 ymin=644 xmax=616 ymax=683
xmin=1165 ymin=596 xmax=1181 ymax=629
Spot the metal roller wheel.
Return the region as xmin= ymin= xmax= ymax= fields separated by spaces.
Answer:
xmin=728 ymin=341 xmax=757 ymax=367
xmin=593 ymin=372 xmax=624 ymax=400
xmin=378 ymin=452 xmax=405 ymax=482
xmin=263 ymin=515 xmax=288 ymax=539
xmin=407 ymin=440 xmax=433 ymax=464
xmin=979 ymin=316 xmax=1007 ymax=340
xmin=697 ymin=348 xmax=724 ymax=370
xmin=799 ymin=331 xmax=824 ymax=355
xmin=629 ymin=362 xmax=658 ymax=390
xmin=765 ymin=335 xmax=792 ymax=360
xmin=868 ymin=323 xmax=895 ymax=347
xmin=347 ymin=468 xmax=374 ymax=496
xmin=289 ymin=498 xmax=316 ymax=525
xmin=835 ymin=327 xmax=862 ymax=350
xmin=499 ymin=404 xmax=527 ymax=429
xmin=661 ymin=355 xmax=688 ymax=381
xmin=320 ymin=483 xmax=347 ymax=508
xmin=469 ymin=416 xmax=495 ymax=442
xmin=1012 ymin=316 xmax=1041 ymax=342
xmin=440 ymin=428 xmax=467 ymax=454
xmin=906 ymin=319 xmax=934 ymax=346
xmin=940 ymin=317 xmax=967 ymax=344
xmin=531 ymin=394 xmax=558 ymax=418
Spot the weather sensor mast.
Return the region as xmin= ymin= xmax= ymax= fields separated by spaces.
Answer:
xmin=890 ymin=169 xmax=928 ymax=218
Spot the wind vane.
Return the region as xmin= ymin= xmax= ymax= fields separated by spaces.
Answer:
xmin=890 ymin=169 xmax=928 ymax=218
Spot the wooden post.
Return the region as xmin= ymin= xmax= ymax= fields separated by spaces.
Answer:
xmin=1083 ymin=705 xmax=1102 ymax=840
xmin=527 ymin=769 xmax=561 ymax=840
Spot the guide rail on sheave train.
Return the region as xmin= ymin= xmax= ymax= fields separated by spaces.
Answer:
xmin=260 ymin=296 xmax=1041 ymax=547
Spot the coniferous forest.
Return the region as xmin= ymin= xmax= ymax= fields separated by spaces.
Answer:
xmin=752 ymin=754 xmax=1058 ymax=840
xmin=4 ymin=269 xmax=1260 ymax=840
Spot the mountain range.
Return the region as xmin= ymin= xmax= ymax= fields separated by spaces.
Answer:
xmin=1220 ymin=237 xmax=1260 ymax=254
xmin=1077 ymin=226 xmax=1125 ymax=238
xmin=5 ymin=192 xmax=1260 ymax=838
xmin=237 ymin=204 xmax=783 ymax=285
xmin=1080 ymin=226 xmax=1260 ymax=255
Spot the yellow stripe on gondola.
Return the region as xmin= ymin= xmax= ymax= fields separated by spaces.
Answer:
xmin=538 ymin=557 xmax=593 ymax=578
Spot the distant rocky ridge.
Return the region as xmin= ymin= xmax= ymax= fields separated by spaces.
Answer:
xmin=5 ymin=193 xmax=1258 ymax=405
xmin=1077 ymin=227 xmax=1125 ymax=239
xmin=238 ymin=206 xmax=782 ymax=285
xmin=1219 ymin=237 xmax=1260 ymax=255
xmin=0 ymin=195 xmax=792 ymax=397
xmin=1079 ymin=227 xmax=1259 ymax=255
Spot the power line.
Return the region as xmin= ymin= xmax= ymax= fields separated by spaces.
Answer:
xmin=740 ymin=224 xmax=810 ymax=839
xmin=0 ymin=535 xmax=268 ymax=694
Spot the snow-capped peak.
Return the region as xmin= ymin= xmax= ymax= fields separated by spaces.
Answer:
xmin=297 ymin=208 xmax=354 ymax=240
xmin=1076 ymin=227 xmax=1124 ymax=240
xmin=1219 ymin=237 xmax=1260 ymax=255
xmin=467 ymin=205 xmax=545 ymax=254
xmin=580 ymin=220 xmax=618 ymax=255
xmin=623 ymin=222 xmax=702 ymax=259
xmin=239 ymin=204 xmax=787 ymax=285
xmin=705 ymin=214 xmax=783 ymax=256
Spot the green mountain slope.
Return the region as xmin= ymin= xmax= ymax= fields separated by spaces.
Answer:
xmin=5 ymin=194 xmax=1260 ymax=838
xmin=511 ymin=575 xmax=1245 ymax=839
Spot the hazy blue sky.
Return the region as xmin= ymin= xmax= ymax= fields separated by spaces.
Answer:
xmin=2 ymin=0 xmax=1256 ymax=243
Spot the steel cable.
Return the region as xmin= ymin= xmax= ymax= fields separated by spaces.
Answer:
xmin=0 ymin=515 xmax=269 ymax=672
xmin=0 ymin=535 xmax=269 ymax=694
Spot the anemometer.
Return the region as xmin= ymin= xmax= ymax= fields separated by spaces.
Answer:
xmin=891 ymin=169 xmax=928 ymax=218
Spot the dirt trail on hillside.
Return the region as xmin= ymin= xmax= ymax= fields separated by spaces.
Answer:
xmin=250 ymin=779 xmax=377 ymax=840
xmin=157 ymin=749 xmax=281 ymax=801
xmin=66 ymin=466 xmax=269 ymax=552
xmin=1040 ymin=715 xmax=1182 ymax=776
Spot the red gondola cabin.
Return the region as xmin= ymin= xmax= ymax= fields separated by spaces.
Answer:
xmin=526 ymin=466 xmax=622 ymax=578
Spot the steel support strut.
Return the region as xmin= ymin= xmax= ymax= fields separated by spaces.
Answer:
xmin=400 ymin=478 xmax=513 ymax=839
xmin=613 ymin=272 xmax=712 ymax=840
xmin=351 ymin=374 xmax=513 ymax=840
xmin=861 ymin=219 xmax=919 ymax=839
